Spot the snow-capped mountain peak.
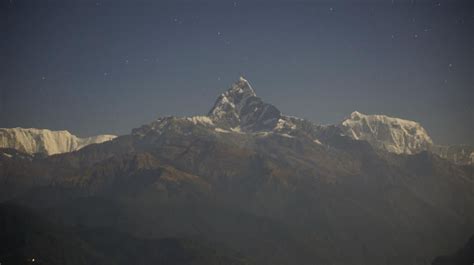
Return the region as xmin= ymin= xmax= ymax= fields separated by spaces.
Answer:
xmin=136 ymin=78 xmax=333 ymax=146
xmin=208 ymin=77 xmax=256 ymax=118
xmin=208 ymin=77 xmax=281 ymax=132
xmin=0 ymin=128 xmax=117 ymax=155
xmin=340 ymin=111 xmax=433 ymax=154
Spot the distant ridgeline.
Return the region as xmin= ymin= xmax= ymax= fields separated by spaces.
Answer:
xmin=1 ymin=80 xmax=472 ymax=164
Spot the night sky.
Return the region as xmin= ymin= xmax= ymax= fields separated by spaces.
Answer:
xmin=1 ymin=0 xmax=473 ymax=145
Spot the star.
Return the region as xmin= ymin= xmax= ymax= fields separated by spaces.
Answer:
xmin=217 ymin=31 xmax=222 ymax=36
xmin=448 ymin=63 xmax=453 ymax=68
xmin=329 ymin=7 xmax=334 ymax=12
xmin=413 ymin=33 xmax=419 ymax=39
xmin=172 ymin=17 xmax=183 ymax=25
xmin=103 ymin=72 xmax=108 ymax=76
xmin=233 ymin=1 xmax=237 ymax=7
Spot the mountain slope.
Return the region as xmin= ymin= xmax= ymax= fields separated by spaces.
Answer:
xmin=0 ymin=128 xmax=116 ymax=155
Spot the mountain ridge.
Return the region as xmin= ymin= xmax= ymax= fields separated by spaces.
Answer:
xmin=339 ymin=110 xmax=434 ymax=155
xmin=133 ymin=77 xmax=471 ymax=164
xmin=1 ymin=77 xmax=472 ymax=165
xmin=0 ymin=127 xmax=117 ymax=156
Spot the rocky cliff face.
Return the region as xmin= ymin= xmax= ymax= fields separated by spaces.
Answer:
xmin=0 ymin=128 xmax=116 ymax=155
xmin=208 ymin=77 xmax=282 ymax=132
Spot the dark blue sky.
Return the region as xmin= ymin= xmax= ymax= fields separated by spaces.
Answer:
xmin=1 ymin=0 xmax=473 ymax=145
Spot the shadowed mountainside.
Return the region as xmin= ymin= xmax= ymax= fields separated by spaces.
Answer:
xmin=0 ymin=203 xmax=253 ymax=265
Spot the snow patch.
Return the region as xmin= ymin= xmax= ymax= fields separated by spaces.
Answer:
xmin=230 ymin=126 xmax=242 ymax=133
xmin=1 ymin=152 xmax=13 ymax=158
xmin=275 ymin=118 xmax=296 ymax=131
xmin=279 ymin=133 xmax=294 ymax=138
xmin=187 ymin=116 xmax=214 ymax=126
xmin=214 ymin=128 xmax=231 ymax=133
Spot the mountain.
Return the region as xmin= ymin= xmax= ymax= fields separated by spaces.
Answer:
xmin=340 ymin=111 xmax=434 ymax=155
xmin=0 ymin=128 xmax=116 ymax=156
xmin=133 ymin=77 xmax=331 ymax=150
xmin=336 ymin=111 xmax=473 ymax=165
xmin=1 ymin=77 xmax=473 ymax=265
